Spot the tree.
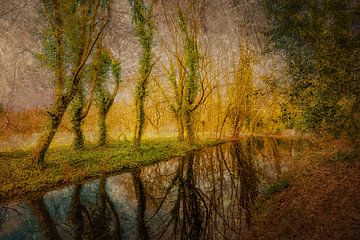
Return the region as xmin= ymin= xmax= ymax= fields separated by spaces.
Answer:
xmin=157 ymin=0 xmax=217 ymax=144
xmin=129 ymin=0 xmax=155 ymax=150
xmin=227 ymin=49 xmax=255 ymax=137
xmin=69 ymin=53 xmax=98 ymax=150
xmin=94 ymin=43 xmax=121 ymax=146
xmin=262 ymin=0 xmax=360 ymax=136
xmin=32 ymin=0 xmax=110 ymax=164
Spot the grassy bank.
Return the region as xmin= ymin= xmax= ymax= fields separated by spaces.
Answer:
xmin=0 ymin=137 xmax=226 ymax=202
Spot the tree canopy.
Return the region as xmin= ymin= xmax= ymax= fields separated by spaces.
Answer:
xmin=263 ymin=0 xmax=360 ymax=136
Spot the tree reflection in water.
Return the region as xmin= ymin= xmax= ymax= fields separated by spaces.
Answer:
xmin=1 ymin=138 xmax=297 ymax=239
xmin=26 ymin=179 xmax=122 ymax=239
xmin=144 ymin=139 xmax=260 ymax=239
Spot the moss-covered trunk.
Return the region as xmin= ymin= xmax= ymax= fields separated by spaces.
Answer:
xmin=134 ymin=87 xmax=146 ymax=149
xmin=130 ymin=0 xmax=153 ymax=150
xmin=184 ymin=110 xmax=194 ymax=145
xmin=98 ymin=105 xmax=107 ymax=146
xmin=32 ymin=105 xmax=65 ymax=164
xmin=177 ymin=114 xmax=185 ymax=141
xmin=71 ymin=88 xmax=85 ymax=150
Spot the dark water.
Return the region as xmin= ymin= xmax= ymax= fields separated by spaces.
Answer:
xmin=0 ymin=137 xmax=306 ymax=240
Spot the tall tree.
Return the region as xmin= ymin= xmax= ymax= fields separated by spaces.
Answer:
xmin=129 ymin=0 xmax=155 ymax=150
xmin=178 ymin=5 xmax=201 ymax=145
xmin=94 ymin=43 xmax=121 ymax=146
xmin=69 ymin=56 xmax=97 ymax=151
xmin=33 ymin=0 xmax=110 ymax=164
xmin=227 ymin=49 xmax=255 ymax=137
xmin=262 ymin=0 xmax=360 ymax=136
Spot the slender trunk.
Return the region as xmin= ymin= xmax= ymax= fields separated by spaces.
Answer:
xmin=72 ymin=117 xmax=85 ymax=150
xmin=184 ymin=110 xmax=194 ymax=145
xmin=98 ymin=105 xmax=107 ymax=146
xmin=32 ymin=105 xmax=65 ymax=164
xmin=71 ymin=89 xmax=85 ymax=150
xmin=176 ymin=114 xmax=185 ymax=141
xmin=131 ymin=0 xmax=153 ymax=150
xmin=134 ymin=88 xmax=146 ymax=150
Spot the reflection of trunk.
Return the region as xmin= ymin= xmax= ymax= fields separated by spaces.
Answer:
xmin=28 ymin=196 xmax=61 ymax=240
xmin=232 ymin=140 xmax=258 ymax=226
xmin=68 ymin=185 xmax=93 ymax=240
xmin=104 ymin=188 xmax=122 ymax=237
xmin=92 ymin=178 xmax=122 ymax=239
xmin=183 ymin=152 xmax=202 ymax=239
xmin=269 ymin=138 xmax=281 ymax=178
xmin=167 ymin=152 xmax=204 ymax=239
xmin=132 ymin=169 xmax=149 ymax=240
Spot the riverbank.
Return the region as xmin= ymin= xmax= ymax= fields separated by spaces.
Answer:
xmin=0 ymin=137 xmax=226 ymax=202
xmin=247 ymin=137 xmax=360 ymax=239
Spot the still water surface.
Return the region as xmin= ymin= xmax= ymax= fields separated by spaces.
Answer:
xmin=0 ymin=137 xmax=306 ymax=239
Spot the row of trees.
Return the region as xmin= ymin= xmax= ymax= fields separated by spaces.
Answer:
xmin=29 ymin=0 xmax=199 ymax=164
xmin=27 ymin=0 xmax=358 ymax=165
xmin=33 ymin=0 xmax=261 ymax=164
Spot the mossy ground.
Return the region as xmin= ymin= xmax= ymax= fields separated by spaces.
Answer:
xmin=0 ymin=137 xmax=225 ymax=202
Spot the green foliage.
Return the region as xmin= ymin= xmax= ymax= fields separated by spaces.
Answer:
xmin=263 ymin=178 xmax=291 ymax=195
xmin=129 ymin=0 xmax=154 ymax=148
xmin=179 ymin=10 xmax=199 ymax=105
xmin=263 ymin=0 xmax=360 ymax=137
xmin=37 ymin=1 xmax=85 ymax=82
xmin=93 ymin=46 xmax=122 ymax=146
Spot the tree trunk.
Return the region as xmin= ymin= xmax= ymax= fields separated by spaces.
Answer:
xmin=184 ymin=110 xmax=195 ymax=145
xmin=32 ymin=106 xmax=65 ymax=165
xmin=176 ymin=114 xmax=185 ymax=141
xmin=98 ymin=105 xmax=107 ymax=146
xmin=71 ymin=89 xmax=85 ymax=150
xmin=134 ymin=89 xmax=146 ymax=150
xmin=72 ymin=115 xmax=84 ymax=150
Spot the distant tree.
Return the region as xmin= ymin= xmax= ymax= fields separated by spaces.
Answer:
xmin=129 ymin=0 xmax=155 ymax=150
xmin=262 ymin=0 xmax=360 ymax=136
xmin=227 ymin=49 xmax=255 ymax=137
xmin=33 ymin=0 xmax=111 ymax=164
xmin=158 ymin=0 xmax=216 ymax=144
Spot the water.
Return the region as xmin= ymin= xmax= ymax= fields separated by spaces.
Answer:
xmin=0 ymin=137 xmax=305 ymax=240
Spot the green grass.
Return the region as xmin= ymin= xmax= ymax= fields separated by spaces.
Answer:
xmin=0 ymin=137 xmax=225 ymax=202
xmin=263 ymin=178 xmax=291 ymax=195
